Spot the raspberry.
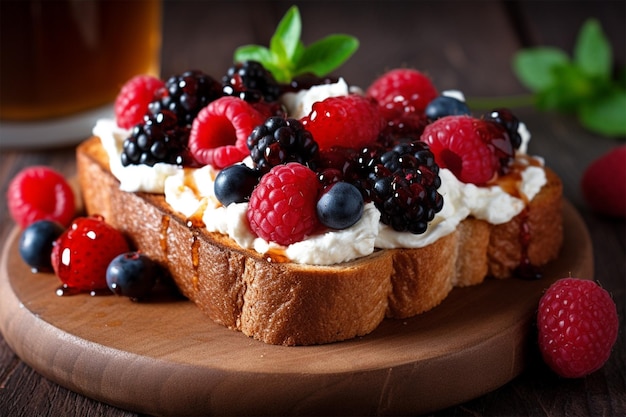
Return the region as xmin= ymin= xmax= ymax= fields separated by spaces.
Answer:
xmin=189 ymin=97 xmax=266 ymax=168
xmin=537 ymin=278 xmax=619 ymax=378
xmin=114 ymin=75 xmax=165 ymax=129
xmin=366 ymin=68 xmax=438 ymax=136
xmin=7 ymin=166 xmax=75 ymax=228
xmin=420 ymin=115 xmax=513 ymax=185
xmin=247 ymin=163 xmax=321 ymax=246
xmin=300 ymin=95 xmax=384 ymax=151
xmin=581 ymin=145 xmax=626 ymax=218
xmin=51 ymin=215 xmax=130 ymax=292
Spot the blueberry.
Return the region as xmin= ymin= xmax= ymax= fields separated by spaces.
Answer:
xmin=18 ymin=220 xmax=65 ymax=272
xmin=425 ymin=95 xmax=471 ymax=120
xmin=317 ymin=182 xmax=364 ymax=229
xmin=214 ymin=164 xmax=260 ymax=206
xmin=106 ymin=252 xmax=159 ymax=299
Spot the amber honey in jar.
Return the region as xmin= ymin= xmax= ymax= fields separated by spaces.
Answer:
xmin=0 ymin=0 xmax=162 ymax=121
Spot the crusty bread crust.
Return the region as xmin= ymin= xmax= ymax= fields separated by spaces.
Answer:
xmin=77 ymin=136 xmax=563 ymax=345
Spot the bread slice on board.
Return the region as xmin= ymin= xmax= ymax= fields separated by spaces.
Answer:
xmin=77 ymin=136 xmax=563 ymax=345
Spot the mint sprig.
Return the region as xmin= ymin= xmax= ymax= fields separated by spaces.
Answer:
xmin=512 ymin=18 xmax=626 ymax=138
xmin=233 ymin=6 xmax=359 ymax=84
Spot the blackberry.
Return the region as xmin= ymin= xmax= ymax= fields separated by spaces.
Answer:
xmin=222 ymin=61 xmax=281 ymax=103
xmin=247 ymin=116 xmax=319 ymax=173
xmin=367 ymin=140 xmax=443 ymax=234
xmin=149 ymin=70 xmax=222 ymax=126
xmin=121 ymin=110 xmax=195 ymax=167
xmin=487 ymin=108 xmax=522 ymax=150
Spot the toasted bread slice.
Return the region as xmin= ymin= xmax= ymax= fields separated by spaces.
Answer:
xmin=77 ymin=136 xmax=562 ymax=345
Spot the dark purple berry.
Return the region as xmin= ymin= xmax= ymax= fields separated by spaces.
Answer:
xmin=106 ymin=252 xmax=160 ymax=300
xmin=222 ymin=61 xmax=281 ymax=103
xmin=150 ymin=70 xmax=223 ymax=126
xmin=121 ymin=110 xmax=196 ymax=167
xmin=19 ymin=220 xmax=65 ymax=272
xmin=214 ymin=164 xmax=261 ymax=206
xmin=487 ymin=108 xmax=522 ymax=150
xmin=425 ymin=95 xmax=471 ymax=121
xmin=247 ymin=116 xmax=319 ymax=173
xmin=316 ymin=182 xmax=364 ymax=229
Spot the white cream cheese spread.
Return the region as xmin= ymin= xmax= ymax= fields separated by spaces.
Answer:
xmin=95 ymin=82 xmax=547 ymax=265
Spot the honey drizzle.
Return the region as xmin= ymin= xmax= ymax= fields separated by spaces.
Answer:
xmin=191 ymin=233 xmax=200 ymax=292
xmin=493 ymin=155 xmax=543 ymax=280
xmin=160 ymin=215 xmax=170 ymax=256
xmin=265 ymin=248 xmax=290 ymax=263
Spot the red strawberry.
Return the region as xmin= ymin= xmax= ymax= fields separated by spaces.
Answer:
xmin=114 ymin=75 xmax=165 ymax=129
xmin=537 ymin=278 xmax=618 ymax=378
xmin=300 ymin=94 xmax=383 ymax=151
xmin=366 ymin=68 xmax=438 ymax=126
xmin=420 ymin=115 xmax=513 ymax=185
xmin=188 ymin=96 xmax=266 ymax=168
xmin=247 ymin=163 xmax=321 ymax=246
xmin=51 ymin=215 xmax=130 ymax=292
xmin=7 ymin=166 xmax=75 ymax=228
xmin=580 ymin=145 xmax=626 ymax=218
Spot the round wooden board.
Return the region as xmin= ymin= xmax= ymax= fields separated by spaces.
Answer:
xmin=0 ymin=201 xmax=592 ymax=416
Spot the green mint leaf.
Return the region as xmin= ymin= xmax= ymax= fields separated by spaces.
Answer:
xmin=270 ymin=6 xmax=301 ymax=64
xmin=294 ymin=35 xmax=359 ymax=77
xmin=512 ymin=47 xmax=570 ymax=92
xmin=233 ymin=45 xmax=273 ymax=65
xmin=574 ymin=18 xmax=612 ymax=80
xmin=578 ymin=90 xmax=626 ymax=137
xmin=535 ymin=63 xmax=595 ymax=112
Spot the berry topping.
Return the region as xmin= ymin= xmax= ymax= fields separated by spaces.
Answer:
xmin=366 ymin=68 xmax=438 ymax=136
xmin=19 ymin=220 xmax=65 ymax=272
xmin=367 ymin=68 xmax=438 ymax=114
xmin=425 ymin=95 xmax=471 ymax=121
xmin=114 ymin=75 xmax=165 ymax=129
xmin=580 ymin=145 xmax=626 ymax=218
xmin=214 ymin=164 xmax=261 ymax=206
xmin=421 ymin=115 xmax=513 ymax=185
xmin=537 ymin=278 xmax=619 ymax=378
xmin=247 ymin=116 xmax=319 ymax=174
xmin=7 ymin=166 xmax=75 ymax=228
xmin=486 ymin=108 xmax=523 ymax=150
xmin=247 ymin=163 xmax=321 ymax=246
xmin=301 ymin=94 xmax=383 ymax=151
xmin=121 ymin=110 xmax=195 ymax=167
xmin=106 ymin=252 xmax=161 ymax=300
xmin=222 ymin=60 xmax=281 ymax=103
xmin=51 ymin=215 xmax=130 ymax=292
xmin=316 ymin=182 xmax=364 ymax=230
xmin=188 ymin=96 xmax=266 ymax=168
xmin=367 ymin=140 xmax=444 ymax=233
xmin=149 ymin=70 xmax=223 ymax=126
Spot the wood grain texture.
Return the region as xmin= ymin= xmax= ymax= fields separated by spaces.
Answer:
xmin=0 ymin=202 xmax=592 ymax=416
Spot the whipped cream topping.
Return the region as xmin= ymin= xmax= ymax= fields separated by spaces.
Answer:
xmin=96 ymin=81 xmax=547 ymax=265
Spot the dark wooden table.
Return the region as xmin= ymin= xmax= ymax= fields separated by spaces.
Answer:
xmin=1 ymin=1 xmax=624 ymax=416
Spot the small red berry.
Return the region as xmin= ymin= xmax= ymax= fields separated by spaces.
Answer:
xmin=421 ymin=115 xmax=512 ymax=185
xmin=7 ymin=166 xmax=75 ymax=228
xmin=300 ymin=94 xmax=384 ymax=151
xmin=537 ymin=278 xmax=618 ymax=378
xmin=580 ymin=145 xmax=626 ymax=218
xmin=114 ymin=75 xmax=165 ymax=129
xmin=188 ymin=96 xmax=266 ymax=168
xmin=51 ymin=215 xmax=130 ymax=292
xmin=247 ymin=163 xmax=321 ymax=246
xmin=366 ymin=68 xmax=438 ymax=116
